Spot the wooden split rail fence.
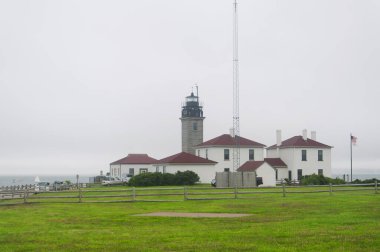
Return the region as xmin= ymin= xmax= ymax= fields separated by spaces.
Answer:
xmin=0 ymin=182 xmax=378 ymax=205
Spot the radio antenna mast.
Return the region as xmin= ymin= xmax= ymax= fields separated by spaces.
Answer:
xmin=232 ymin=0 xmax=240 ymax=173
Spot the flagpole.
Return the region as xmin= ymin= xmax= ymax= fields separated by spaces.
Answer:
xmin=350 ymin=133 xmax=352 ymax=182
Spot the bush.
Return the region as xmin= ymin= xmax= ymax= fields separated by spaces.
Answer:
xmin=351 ymin=178 xmax=380 ymax=185
xmin=128 ymin=171 xmax=200 ymax=187
xmin=174 ymin=171 xmax=200 ymax=185
xmin=300 ymin=174 xmax=345 ymax=185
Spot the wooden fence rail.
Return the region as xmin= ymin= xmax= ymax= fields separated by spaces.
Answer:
xmin=0 ymin=183 xmax=378 ymax=205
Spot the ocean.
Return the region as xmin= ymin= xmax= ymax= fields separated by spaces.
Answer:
xmin=0 ymin=175 xmax=94 ymax=187
xmin=0 ymin=173 xmax=379 ymax=187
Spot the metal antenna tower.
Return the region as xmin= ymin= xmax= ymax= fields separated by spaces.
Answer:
xmin=232 ymin=0 xmax=240 ymax=173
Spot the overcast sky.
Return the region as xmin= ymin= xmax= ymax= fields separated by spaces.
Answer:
xmin=1 ymin=0 xmax=379 ymax=176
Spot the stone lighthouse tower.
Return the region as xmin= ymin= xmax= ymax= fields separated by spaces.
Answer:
xmin=180 ymin=88 xmax=205 ymax=154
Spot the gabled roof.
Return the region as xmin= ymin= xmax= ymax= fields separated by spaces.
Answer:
xmin=264 ymin=158 xmax=287 ymax=168
xmin=267 ymin=136 xmax=332 ymax=150
xmin=156 ymin=152 xmax=217 ymax=165
xmin=237 ymin=161 xmax=265 ymax=172
xmin=110 ymin=154 xmax=158 ymax=165
xmin=197 ymin=134 xmax=266 ymax=148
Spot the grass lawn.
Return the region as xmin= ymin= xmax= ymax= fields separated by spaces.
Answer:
xmin=0 ymin=188 xmax=379 ymax=251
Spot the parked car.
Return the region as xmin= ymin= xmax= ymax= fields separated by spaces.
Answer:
xmin=211 ymin=179 xmax=216 ymax=187
xmin=101 ymin=177 xmax=123 ymax=186
xmin=122 ymin=174 xmax=133 ymax=183
xmin=35 ymin=182 xmax=50 ymax=192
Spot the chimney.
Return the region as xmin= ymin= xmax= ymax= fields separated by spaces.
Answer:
xmin=276 ymin=130 xmax=282 ymax=158
xmin=276 ymin=130 xmax=282 ymax=146
xmin=302 ymin=129 xmax=307 ymax=141
xmin=229 ymin=128 xmax=235 ymax=137
xmin=311 ymin=131 xmax=316 ymax=141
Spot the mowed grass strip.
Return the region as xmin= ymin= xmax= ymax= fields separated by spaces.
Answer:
xmin=0 ymin=188 xmax=379 ymax=252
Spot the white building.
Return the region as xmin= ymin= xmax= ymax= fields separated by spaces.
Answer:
xmin=109 ymin=154 xmax=158 ymax=177
xmin=266 ymin=130 xmax=332 ymax=181
xmin=153 ymin=152 xmax=217 ymax=183
xmin=237 ymin=161 xmax=277 ymax=187
xmin=195 ymin=133 xmax=266 ymax=173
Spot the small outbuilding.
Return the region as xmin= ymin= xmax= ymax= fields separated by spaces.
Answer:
xmin=237 ymin=161 xmax=277 ymax=187
xmin=154 ymin=152 xmax=217 ymax=183
xmin=110 ymin=154 xmax=158 ymax=177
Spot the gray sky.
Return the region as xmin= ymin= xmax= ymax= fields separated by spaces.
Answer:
xmin=1 ymin=0 xmax=379 ymax=176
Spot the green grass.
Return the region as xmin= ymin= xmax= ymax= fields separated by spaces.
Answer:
xmin=0 ymin=187 xmax=379 ymax=251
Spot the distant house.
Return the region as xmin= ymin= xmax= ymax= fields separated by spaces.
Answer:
xmin=109 ymin=154 xmax=158 ymax=177
xmin=195 ymin=133 xmax=266 ymax=173
xmin=266 ymin=130 xmax=332 ymax=181
xmin=153 ymin=152 xmax=217 ymax=183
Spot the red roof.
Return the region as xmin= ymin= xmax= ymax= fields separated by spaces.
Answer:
xmin=264 ymin=158 xmax=287 ymax=168
xmin=267 ymin=136 xmax=332 ymax=150
xmin=237 ymin=161 xmax=265 ymax=172
xmin=110 ymin=154 xmax=158 ymax=165
xmin=197 ymin=134 xmax=266 ymax=148
xmin=157 ymin=152 xmax=217 ymax=165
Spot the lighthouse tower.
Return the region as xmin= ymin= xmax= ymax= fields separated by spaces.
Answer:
xmin=180 ymin=88 xmax=205 ymax=155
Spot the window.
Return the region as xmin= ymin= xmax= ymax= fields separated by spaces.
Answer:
xmin=224 ymin=149 xmax=230 ymax=160
xmin=297 ymin=169 xmax=303 ymax=180
xmin=318 ymin=150 xmax=323 ymax=161
xmin=139 ymin=168 xmax=148 ymax=174
xmin=163 ymin=166 xmax=166 ymax=173
xmin=129 ymin=168 xmax=134 ymax=176
xmin=249 ymin=149 xmax=254 ymax=160
xmin=193 ymin=122 xmax=197 ymax=130
xmin=155 ymin=166 xmax=159 ymax=173
xmin=206 ymin=149 xmax=208 ymax=159
xmin=275 ymin=169 xmax=278 ymax=180
xmin=288 ymin=171 xmax=292 ymax=180
xmin=318 ymin=169 xmax=323 ymax=176
xmin=197 ymin=150 xmax=200 ymax=157
xmin=224 ymin=168 xmax=230 ymax=172
xmin=302 ymin=150 xmax=307 ymax=161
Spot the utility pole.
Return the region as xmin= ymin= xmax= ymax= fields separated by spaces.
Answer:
xmin=232 ymin=0 xmax=240 ymax=177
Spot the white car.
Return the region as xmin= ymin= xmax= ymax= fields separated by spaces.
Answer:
xmin=35 ymin=182 xmax=50 ymax=192
xmin=101 ymin=177 xmax=123 ymax=186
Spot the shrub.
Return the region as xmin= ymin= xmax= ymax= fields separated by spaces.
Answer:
xmin=128 ymin=171 xmax=200 ymax=187
xmin=300 ymin=174 xmax=345 ymax=185
xmin=174 ymin=171 xmax=200 ymax=185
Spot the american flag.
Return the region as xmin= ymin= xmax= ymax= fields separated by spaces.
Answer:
xmin=351 ymin=135 xmax=357 ymax=145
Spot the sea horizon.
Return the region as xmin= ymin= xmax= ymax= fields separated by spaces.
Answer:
xmin=0 ymin=173 xmax=379 ymax=187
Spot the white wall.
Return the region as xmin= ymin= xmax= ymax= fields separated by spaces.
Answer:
xmin=267 ymin=147 xmax=332 ymax=180
xmin=195 ymin=147 xmax=264 ymax=173
xmin=110 ymin=164 xmax=156 ymax=177
xmin=276 ymin=168 xmax=288 ymax=181
xmin=255 ymin=163 xmax=276 ymax=187
xmin=156 ymin=164 xmax=216 ymax=183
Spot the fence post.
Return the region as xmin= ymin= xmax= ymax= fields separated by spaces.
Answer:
xmin=184 ymin=186 xmax=187 ymax=201
xmin=24 ymin=188 xmax=28 ymax=203
xmin=79 ymin=187 xmax=83 ymax=203
xmin=329 ymin=183 xmax=333 ymax=196
xmin=282 ymin=183 xmax=286 ymax=197
xmin=375 ymin=181 xmax=378 ymax=194
xmin=234 ymin=186 xmax=238 ymax=199
xmin=132 ymin=187 xmax=136 ymax=202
